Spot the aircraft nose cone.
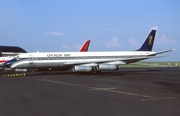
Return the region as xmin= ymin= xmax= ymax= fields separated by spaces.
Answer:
xmin=4 ymin=62 xmax=12 ymax=68
xmin=4 ymin=59 xmax=17 ymax=68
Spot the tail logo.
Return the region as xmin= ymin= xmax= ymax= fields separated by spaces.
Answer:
xmin=148 ymin=35 xmax=153 ymax=45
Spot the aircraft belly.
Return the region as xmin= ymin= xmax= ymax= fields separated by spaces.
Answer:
xmin=32 ymin=61 xmax=64 ymax=68
xmin=12 ymin=61 xmax=64 ymax=69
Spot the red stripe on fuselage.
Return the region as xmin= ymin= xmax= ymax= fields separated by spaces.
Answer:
xmin=0 ymin=60 xmax=8 ymax=63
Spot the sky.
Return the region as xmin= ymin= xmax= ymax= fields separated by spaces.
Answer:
xmin=0 ymin=0 xmax=180 ymax=61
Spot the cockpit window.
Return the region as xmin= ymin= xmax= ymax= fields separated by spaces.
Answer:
xmin=15 ymin=56 xmax=20 ymax=60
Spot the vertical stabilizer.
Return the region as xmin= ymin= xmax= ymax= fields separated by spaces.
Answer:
xmin=79 ymin=40 xmax=90 ymax=52
xmin=137 ymin=30 xmax=156 ymax=51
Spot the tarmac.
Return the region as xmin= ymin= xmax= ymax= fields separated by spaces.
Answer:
xmin=0 ymin=67 xmax=180 ymax=116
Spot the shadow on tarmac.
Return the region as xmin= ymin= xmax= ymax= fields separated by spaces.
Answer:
xmin=1 ymin=67 xmax=178 ymax=77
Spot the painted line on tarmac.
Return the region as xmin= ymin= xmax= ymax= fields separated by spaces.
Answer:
xmin=89 ymin=87 xmax=116 ymax=91
xmin=141 ymin=97 xmax=179 ymax=101
xmin=41 ymin=79 xmax=156 ymax=99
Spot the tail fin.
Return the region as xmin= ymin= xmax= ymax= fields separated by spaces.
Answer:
xmin=79 ymin=40 xmax=90 ymax=52
xmin=137 ymin=30 xmax=156 ymax=51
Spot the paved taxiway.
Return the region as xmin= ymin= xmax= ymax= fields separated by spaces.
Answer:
xmin=0 ymin=67 xmax=180 ymax=116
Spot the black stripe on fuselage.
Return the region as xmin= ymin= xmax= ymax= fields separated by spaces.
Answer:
xmin=18 ymin=55 xmax=146 ymax=61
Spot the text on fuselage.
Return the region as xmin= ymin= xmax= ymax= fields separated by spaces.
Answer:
xmin=47 ymin=54 xmax=71 ymax=57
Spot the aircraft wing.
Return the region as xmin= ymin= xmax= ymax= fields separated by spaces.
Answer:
xmin=64 ymin=55 xmax=164 ymax=66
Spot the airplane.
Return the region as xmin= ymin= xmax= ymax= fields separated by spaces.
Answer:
xmin=4 ymin=30 xmax=173 ymax=73
xmin=0 ymin=40 xmax=90 ymax=68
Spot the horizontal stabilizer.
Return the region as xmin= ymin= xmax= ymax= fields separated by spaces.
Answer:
xmin=152 ymin=49 xmax=175 ymax=55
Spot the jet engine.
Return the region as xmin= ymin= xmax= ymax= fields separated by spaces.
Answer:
xmin=98 ymin=64 xmax=119 ymax=71
xmin=72 ymin=66 xmax=92 ymax=72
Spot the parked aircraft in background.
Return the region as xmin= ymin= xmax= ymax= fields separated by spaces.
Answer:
xmin=0 ymin=40 xmax=90 ymax=68
xmin=0 ymin=46 xmax=27 ymax=57
xmin=4 ymin=30 xmax=173 ymax=73
xmin=79 ymin=40 xmax=90 ymax=52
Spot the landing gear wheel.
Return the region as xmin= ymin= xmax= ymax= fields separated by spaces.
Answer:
xmin=92 ymin=67 xmax=101 ymax=74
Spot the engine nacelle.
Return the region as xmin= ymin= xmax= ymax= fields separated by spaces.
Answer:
xmin=98 ymin=64 xmax=119 ymax=71
xmin=72 ymin=66 xmax=92 ymax=72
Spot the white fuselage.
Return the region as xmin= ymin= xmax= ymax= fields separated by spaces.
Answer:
xmin=8 ymin=51 xmax=156 ymax=69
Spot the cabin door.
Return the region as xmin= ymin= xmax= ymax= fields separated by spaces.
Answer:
xmin=29 ymin=55 xmax=34 ymax=63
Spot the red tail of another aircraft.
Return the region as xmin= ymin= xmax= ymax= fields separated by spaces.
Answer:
xmin=79 ymin=40 xmax=90 ymax=52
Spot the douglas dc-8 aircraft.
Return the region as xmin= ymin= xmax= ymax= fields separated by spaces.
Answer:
xmin=0 ymin=40 xmax=90 ymax=68
xmin=4 ymin=30 xmax=173 ymax=72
